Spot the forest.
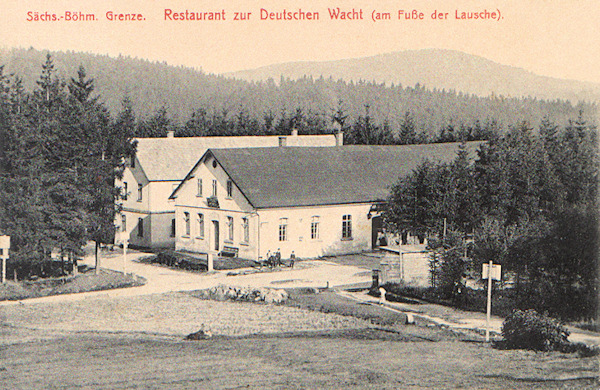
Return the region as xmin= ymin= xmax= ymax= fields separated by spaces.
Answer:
xmin=384 ymin=119 xmax=598 ymax=320
xmin=0 ymin=56 xmax=136 ymax=276
xmin=0 ymin=47 xmax=595 ymax=140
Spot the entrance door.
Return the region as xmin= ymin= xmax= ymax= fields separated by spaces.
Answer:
xmin=212 ymin=221 xmax=220 ymax=251
xmin=371 ymin=216 xmax=383 ymax=248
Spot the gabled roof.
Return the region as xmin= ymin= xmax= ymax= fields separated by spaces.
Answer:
xmin=201 ymin=142 xmax=483 ymax=209
xmin=134 ymin=135 xmax=337 ymax=181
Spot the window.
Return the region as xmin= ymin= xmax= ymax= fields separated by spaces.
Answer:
xmin=227 ymin=216 xmax=234 ymax=241
xmin=123 ymin=182 xmax=128 ymax=200
xmin=121 ymin=214 xmax=127 ymax=232
xmin=197 ymin=178 xmax=203 ymax=197
xmin=197 ymin=214 xmax=204 ymax=239
xmin=279 ymin=136 xmax=287 ymax=146
xmin=137 ymin=218 xmax=144 ymax=237
xmin=170 ymin=219 xmax=175 ymax=237
xmin=212 ymin=179 xmax=217 ymax=197
xmin=242 ymin=217 xmax=249 ymax=243
xmin=226 ymin=180 xmax=233 ymax=198
xmin=311 ymin=216 xmax=320 ymax=240
xmin=342 ymin=215 xmax=352 ymax=239
xmin=137 ymin=184 xmax=143 ymax=202
xmin=184 ymin=212 xmax=190 ymax=236
xmin=279 ymin=218 xmax=288 ymax=241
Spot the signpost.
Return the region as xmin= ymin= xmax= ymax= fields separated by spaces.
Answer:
xmin=0 ymin=235 xmax=10 ymax=284
xmin=122 ymin=238 xmax=129 ymax=274
xmin=482 ymin=261 xmax=501 ymax=342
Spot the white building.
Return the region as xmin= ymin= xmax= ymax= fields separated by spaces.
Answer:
xmin=116 ymin=131 xmax=340 ymax=248
xmin=170 ymin=142 xmax=481 ymax=261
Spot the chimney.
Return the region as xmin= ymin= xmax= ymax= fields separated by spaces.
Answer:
xmin=166 ymin=130 xmax=175 ymax=138
xmin=291 ymin=127 xmax=298 ymax=136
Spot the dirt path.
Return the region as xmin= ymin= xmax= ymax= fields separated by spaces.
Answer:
xmin=341 ymin=290 xmax=600 ymax=346
xmin=0 ymin=247 xmax=371 ymax=307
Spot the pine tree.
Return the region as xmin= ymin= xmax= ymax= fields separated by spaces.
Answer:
xmin=398 ymin=111 xmax=417 ymax=144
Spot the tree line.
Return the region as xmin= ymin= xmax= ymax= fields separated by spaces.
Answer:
xmin=383 ymin=116 xmax=598 ymax=320
xmin=1 ymin=48 xmax=595 ymax=139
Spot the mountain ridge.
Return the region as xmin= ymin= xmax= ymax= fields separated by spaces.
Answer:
xmin=225 ymin=49 xmax=600 ymax=103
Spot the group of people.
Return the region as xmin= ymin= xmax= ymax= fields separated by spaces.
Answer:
xmin=261 ymin=249 xmax=296 ymax=268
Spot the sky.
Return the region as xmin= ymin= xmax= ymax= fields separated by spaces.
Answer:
xmin=1 ymin=0 xmax=599 ymax=83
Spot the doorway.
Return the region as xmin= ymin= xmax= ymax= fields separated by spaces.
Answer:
xmin=371 ymin=216 xmax=383 ymax=248
xmin=212 ymin=220 xmax=219 ymax=251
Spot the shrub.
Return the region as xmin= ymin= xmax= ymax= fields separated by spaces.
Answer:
xmin=154 ymin=251 xmax=206 ymax=271
xmin=501 ymin=309 xmax=569 ymax=351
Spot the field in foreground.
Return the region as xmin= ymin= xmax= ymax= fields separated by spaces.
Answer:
xmin=1 ymin=331 xmax=598 ymax=389
xmin=1 ymin=290 xmax=598 ymax=389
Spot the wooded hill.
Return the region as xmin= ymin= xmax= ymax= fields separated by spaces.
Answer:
xmin=0 ymin=47 xmax=596 ymax=138
xmin=228 ymin=49 xmax=600 ymax=104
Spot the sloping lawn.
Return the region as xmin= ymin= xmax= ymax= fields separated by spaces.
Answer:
xmin=0 ymin=269 xmax=144 ymax=301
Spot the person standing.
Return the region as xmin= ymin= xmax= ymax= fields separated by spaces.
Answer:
xmin=275 ymin=248 xmax=281 ymax=267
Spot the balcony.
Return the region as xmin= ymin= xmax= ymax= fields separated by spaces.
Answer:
xmin=206 ymin=196 xmax=220 ymax=209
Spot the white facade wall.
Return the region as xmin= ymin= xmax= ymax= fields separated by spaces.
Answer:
xmin=119 ymin=210 xmax=151 ymax=248
xmin=257 ymin=203 xmax=373 ymax=260
xmin=174 ymin=153 xmax=256 ymax=257
xmin=115 ymin=159 xmax=180 ymax=248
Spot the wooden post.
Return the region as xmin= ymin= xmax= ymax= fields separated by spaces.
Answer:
xmin=123 ymin=239 xmax=128 ymax=274
xmin=0 ymin=236 xmax=10 ymax=284
xmin=95 ymin=241 xmax=100 ymax=275
xmin=1 ymin=254 xmax=5 ymax=284
xmin=207 ymin=253 xmax=214 ymax=272
xmin=485 ymin=260 xmax=493 ymax=342
xmin=400 ymin=252 xmax=404 ymax=281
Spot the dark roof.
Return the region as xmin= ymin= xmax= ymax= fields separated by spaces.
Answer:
xmin=207 ymin=142 xmax=483 ymax=209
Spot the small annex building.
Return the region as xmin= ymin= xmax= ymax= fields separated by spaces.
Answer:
xmin=116 ymin=131 xmax=340 ymax=248
xmin=170 ymin=142 xmax=481 ymax=261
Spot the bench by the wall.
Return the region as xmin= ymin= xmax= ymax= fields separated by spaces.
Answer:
xmin=220 ymin=246 xmax=239 ymax=258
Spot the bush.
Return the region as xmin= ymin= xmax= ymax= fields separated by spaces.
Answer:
xmin=153 ymin=251 xmax=206 ymax=271
xmin=501 ymin=309 xmax=569 ymax=351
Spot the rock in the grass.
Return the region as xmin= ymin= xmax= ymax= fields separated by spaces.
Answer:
xmin=186 ymin=324 xmax=213 ymax=340
xmin=263 ymin=289 xmax=288 ymax=303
